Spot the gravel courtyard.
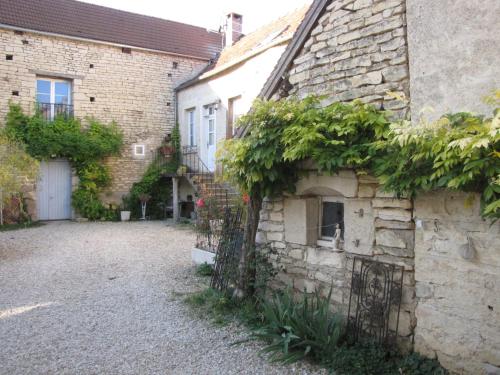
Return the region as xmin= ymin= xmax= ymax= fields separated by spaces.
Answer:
xmin=0 ymin=221 xmax=322 ymax=375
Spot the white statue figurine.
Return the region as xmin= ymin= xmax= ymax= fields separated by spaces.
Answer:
xmin=333 ymin=223 xmax=342 ymax=250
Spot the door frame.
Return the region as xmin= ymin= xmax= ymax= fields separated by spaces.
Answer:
xmin=37 ymin=159 xmax=73 ymax=221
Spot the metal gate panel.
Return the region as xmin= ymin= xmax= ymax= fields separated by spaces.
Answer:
xmin=37 ymin=160 xmax=72 ymax=220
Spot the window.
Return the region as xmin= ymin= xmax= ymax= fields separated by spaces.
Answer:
xmin=205 ymin=105 xmax=216 ymax=146
xmin=36 ymin=78 xmax=72 ymax=120
xmin=227 ymin=95 xmax=242 ymax=138
xmin=134 ymin=144 xmax=145 ymax=156
xmin=187 ymin=109 xmax=195 ymax=146
xmin=319 ymin=198 xmax=344 ymax=240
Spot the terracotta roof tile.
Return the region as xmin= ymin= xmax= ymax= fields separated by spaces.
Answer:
xmin=0 ymin=0 xmax=222 ymax=59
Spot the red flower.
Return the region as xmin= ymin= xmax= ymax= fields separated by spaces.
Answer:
xmin=196 ymin=198 xmax=205 ymax=208
xmin=242 ymin=193 xmax=250 ymax=204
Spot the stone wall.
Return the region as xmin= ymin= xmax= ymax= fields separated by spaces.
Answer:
xmin=406 ymin=0 xmax=500 ymax=120
xmin=0 ymin=28 xmax=207 ymax=204
xmin=413 ymin=192 xmax=500 ymax=374
xmin=257 ymin=170 xmax=416 ymax=348
xmin=286 ymin=0 xmax=410 ymax=117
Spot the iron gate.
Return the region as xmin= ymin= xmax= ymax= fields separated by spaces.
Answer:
xmin=347 ymin=257 xmax=404 ymax=346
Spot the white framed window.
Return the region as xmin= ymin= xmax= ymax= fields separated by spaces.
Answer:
xmin=133 ymin=144 xmax=145 ymax=156
xmin=187 ymin=109 xmax=196 ymax=146
xmin=318 ymin=196 xmax=344 ymax=244
xmin=228 ymin=95 xmax=243 ymax=137
xmin=36 ymin=77 xmax=72 ymax=120
xmin=204 ymin=104 xmax=217 ymax=146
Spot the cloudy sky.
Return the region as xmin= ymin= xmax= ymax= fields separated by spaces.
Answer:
xmin=81 ymin=0 xmax=311 ymax=34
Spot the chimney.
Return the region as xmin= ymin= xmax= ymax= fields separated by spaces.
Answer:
xmin=225 ymin=13 xmax=243 ymax=47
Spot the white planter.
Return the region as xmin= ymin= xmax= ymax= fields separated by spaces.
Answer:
xmin=192 ymin=247 xmax=215 ymax=265
xmin=120 ymin=211 xmax=131 ymax=221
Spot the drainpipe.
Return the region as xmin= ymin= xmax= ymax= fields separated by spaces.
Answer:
xmin=173 ymin=86 xmax=180 ymax=222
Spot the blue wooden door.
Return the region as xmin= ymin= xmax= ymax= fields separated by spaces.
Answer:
xmin=37 ymin=160 xmax=72 ymax=220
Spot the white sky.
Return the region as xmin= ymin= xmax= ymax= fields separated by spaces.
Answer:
xmin=80 ymin=0 xmax=312 ymax=34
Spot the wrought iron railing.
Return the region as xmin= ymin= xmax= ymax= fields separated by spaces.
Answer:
xmin=37 ymin=102 xmax=74 ymax=121
xmin=178 ymin=146 xmax=241 ymax=252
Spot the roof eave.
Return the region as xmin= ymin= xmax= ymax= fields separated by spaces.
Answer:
xmin=259 ymin=0 xmax=329 ymax=100
xmin=176 ymin=36 xmax=293 ymax=92
xmin=0 ymin=23 xmax=216 ymax=61
xmin=235 ymin=0 xmax=329 ymax=139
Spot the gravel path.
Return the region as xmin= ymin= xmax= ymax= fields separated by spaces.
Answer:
xmin=0 ymin=221 xmax=323 ymax=375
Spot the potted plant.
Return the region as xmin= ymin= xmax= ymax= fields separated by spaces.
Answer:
xmin=159 ymin=135 xmax=175 ymax=158
xmin=120 ymin=195 xmax=132 ymax=221
xmin=159 ymin=142 xmax=175 ymax=157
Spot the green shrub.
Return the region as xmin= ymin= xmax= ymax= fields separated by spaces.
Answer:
xmin=185 ymin=288 xmax=261 ymax=327
xmin=253 ymin=288 xmax=344 ymax=364
xmin=185 ymin=287 xmax=448 ymax=373
xmin=325 ymin=342 xmax=448 ymax=375
xmin=195 ymin=262 xmax=214 ymax=277
xmin=397 ymin=352 xmax=448 ymax=375
xmin=127 ymin=163 xmax=173 ymax=219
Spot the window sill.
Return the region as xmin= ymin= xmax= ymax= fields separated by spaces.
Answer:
xmin=317 ymin=239 xmax=344 ymax=251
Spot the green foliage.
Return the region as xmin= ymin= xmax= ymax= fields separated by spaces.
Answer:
xmin=397 ymin=352 xmax=448 ymax=375
xmin=6 ymin=104 xmax=122 ymax=163
xmin=0 ymin=221 xmax=44 ymax=232
xmin=186 ymin=287 xmax=447 ymax=374
xmin=221 ymin=95 xmax=499 ymax=219
xmin=185 ymin=288 xmax=260 ymax=326
xmin=326 ymin=342 xmax=447 ymax=375
xmin=219 ymin=98 xmax=302 ymax=198
xmin=253 ymin=288 xmax=344 ymax=364
xmin=282 ymin=98 xmax=390 ymax=173
xmin=124 ymin=123 xmax=181 ymax=219
xmin=0 ymin=132 xmax=39 ymax=202
xmin=374 ymin=108 xmax=500 ymax=218
xmin=127 ymin=162 xmax=173 ymax=219
xmin=195 ymin=262 xmax=214 ymax=277
xmin=5 ymin=103 xmax=123 ymax=220
xmin=170 ymin=122 xmax=182 ymax=168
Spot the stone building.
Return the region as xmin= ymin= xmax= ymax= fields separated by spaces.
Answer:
xmin=0 ymin=0 xmax=222 ymax=219
xmin=255 ymin=0 xmax=500 ymax=374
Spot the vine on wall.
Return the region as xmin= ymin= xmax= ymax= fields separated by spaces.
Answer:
xmin=5 ymin=104 xmax=123 ymax=220
xmin=219 ymin=93 xmax=499 ymax=295
xmin=124 ymin=123 xmax=181 ymax=219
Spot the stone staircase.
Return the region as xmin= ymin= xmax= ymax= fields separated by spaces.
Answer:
xmin=181 ymin=146 xmax=240 ymax=209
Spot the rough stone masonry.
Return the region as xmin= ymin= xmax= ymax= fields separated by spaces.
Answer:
xmin=0 ymin=29 xmax=207 ymax=206
xmin=260 ymin=0 xmax=500 ymax=373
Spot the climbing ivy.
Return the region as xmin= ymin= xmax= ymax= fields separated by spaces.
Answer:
xmin=5 ymin=103 xmax=123 ymax=220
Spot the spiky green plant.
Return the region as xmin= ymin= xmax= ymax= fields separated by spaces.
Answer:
xmin=253 ymin=288 xmax=344 ymax=364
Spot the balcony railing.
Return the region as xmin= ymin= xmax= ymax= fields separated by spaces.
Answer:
xmin=37 ymin=102 xmax=74 ymax=121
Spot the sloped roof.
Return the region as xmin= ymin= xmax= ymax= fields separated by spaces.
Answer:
xmin=0 ymin=0 xmax=222 ymax=60
xmin=260 ymin=0 xmax=329 ymax=99
xmin=176 ymin=4 xmax=310 ymax=90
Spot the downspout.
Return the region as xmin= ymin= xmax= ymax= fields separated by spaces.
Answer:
xmin=172 ymin=86 xmax=180 ymax=222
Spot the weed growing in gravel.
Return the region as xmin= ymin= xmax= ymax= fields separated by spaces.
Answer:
xmin=185 ymin=288 xmax=261 ymax=327
xmin=0 ymin=221 xmax=44 ymax=232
